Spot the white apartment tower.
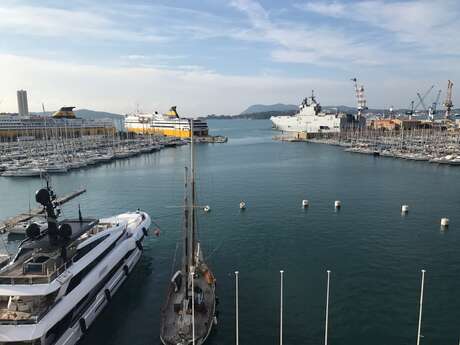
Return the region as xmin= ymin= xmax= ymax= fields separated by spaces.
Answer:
xmin=17 ymin=89 xmax=29 ymax=116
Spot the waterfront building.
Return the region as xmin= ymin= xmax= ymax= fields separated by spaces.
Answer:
xmin=16 ymin=90 xmax=29 ymax=117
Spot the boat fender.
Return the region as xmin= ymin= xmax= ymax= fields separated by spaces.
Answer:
xmin=79 ymin=318 xmax=87 ymax=334
xmin=104 ymin=289 xmax=111 ymax=302
xmin=142 ymin=227 xmax=148 ymax=236
xmin=123 ymin=265 xmax=129 ymax=276
xmin=136 ymin=240 xmax=143 ymax=251
xmin=213 ymin=316 xmax=218 ymax=326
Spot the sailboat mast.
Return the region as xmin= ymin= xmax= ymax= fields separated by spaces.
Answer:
xmin=183 ymin=167 xmax=189 ymax=280
xmin=189 ymin=119 xmax=196 ymax=269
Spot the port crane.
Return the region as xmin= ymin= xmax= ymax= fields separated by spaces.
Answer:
xmin=415 ymin=85 xmax=434 ymax=114
xmin=405 ymin=101 xmax=415 ymax=118
xmin=443 ymin=80 xmax=454 ymax=118
xmin=351 ymin=78 xmax=368 ymax=118
xmin=427 ymin=89 xmax=442 ymax=120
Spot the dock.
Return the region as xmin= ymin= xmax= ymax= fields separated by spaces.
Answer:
xmin=273 ymin=127 xmax=460 ymax=165
xmin=0 ymin=188 xmax=86 ymax=232
xmin=193 ymin=135 xmax=228 ymax=143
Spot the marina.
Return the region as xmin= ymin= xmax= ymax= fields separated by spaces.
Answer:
xmin=296 ymin=128 xmax=460 ymax=166
xmin=3 ymin=1 xmax=460 ymax=344
xmin=0 ymin=119 xmax=458 ymax=345
xmin=0 ymin=136 xmax=187 ymax=177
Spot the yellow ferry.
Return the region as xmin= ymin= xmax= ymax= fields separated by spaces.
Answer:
xmin=124 ymin=106 xmax=208 ymax=138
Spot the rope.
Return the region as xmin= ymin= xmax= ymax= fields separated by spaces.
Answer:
xmin=170 ymin=241 xmax=180 ymax=278
xmin=205 ymin=236 xmax=225 ymax=261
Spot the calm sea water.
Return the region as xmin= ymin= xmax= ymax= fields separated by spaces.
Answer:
xmin=1 ymin=119 xmax=460 ymax=345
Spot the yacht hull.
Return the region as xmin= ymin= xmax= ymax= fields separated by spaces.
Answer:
xmin=55 ymin=248 xmax=143 ymax=345
xmin=0 ymin=211 xmax=151 ymax=345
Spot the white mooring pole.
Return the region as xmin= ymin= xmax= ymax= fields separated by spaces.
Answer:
xmin=235 ymin=271 xmax=239 ymax=345
xmin=416 ymin=269 xmax=426 ymax=345
xmin=191 ymin=268 xmax=195 ymax=345
xmin=324 ymin=270 xmax=331 ymax=345
xmin=280 ymin=270 xmax=284 ymax=345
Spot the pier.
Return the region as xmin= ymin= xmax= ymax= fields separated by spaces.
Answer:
xmin=0 ymin=188 xmax=86 ymax=232
xmin=275 ymin=127 xmax=460 ymax=165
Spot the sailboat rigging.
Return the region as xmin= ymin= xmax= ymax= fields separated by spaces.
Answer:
xmin=160 ymin=120 xmax=217 ymax=345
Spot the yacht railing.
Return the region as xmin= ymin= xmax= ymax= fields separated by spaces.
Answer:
xmin=0 ymin=261 xmax=71 ymax=285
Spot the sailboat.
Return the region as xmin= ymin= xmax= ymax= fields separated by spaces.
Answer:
xmin=160 ymin=121 xmax=217 ymax=345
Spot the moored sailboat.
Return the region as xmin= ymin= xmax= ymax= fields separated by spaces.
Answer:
xmin=160 ymin=121 xmax=217 ymax=345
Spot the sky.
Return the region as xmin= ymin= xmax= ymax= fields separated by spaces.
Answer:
xmin=0 ymin=0 xmax=459 ymax=116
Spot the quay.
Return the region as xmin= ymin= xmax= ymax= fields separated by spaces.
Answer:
xmin=274 ymin=127 xmax=460 ymax=166
xmin=0 ymin=188 xmax=86 ymax=232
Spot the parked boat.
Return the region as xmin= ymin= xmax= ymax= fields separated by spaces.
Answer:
xmin=2 ymin=167 xmax=43 ymax=177
xmin=160 ymin=121 xmax=217 ymax=345
xmin=0 ymin=180 xmax=151 ymax=344
xmin=9 ymin=216 xmax=48 ymax=236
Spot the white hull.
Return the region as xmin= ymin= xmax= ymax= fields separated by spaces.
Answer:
xmin=55 ymin=248 xmax=142 ymax=345
xmin=0 ymin=211 xmax=151 ymax=345
xmin=270 ymin=113 xmax=342 ymax=133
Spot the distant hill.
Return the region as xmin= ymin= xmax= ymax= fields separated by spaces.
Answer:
xmin=205 ymin=110 xmax=297 ymax=120
xmin=240 ymin=103 xmax=298 ymax=114
xmin=74 ymin=109 xmax=123 ymax=120
xmin=28 ymin=108 xmax=124 ymax=130
xmin=30 ymin=108 xmax=123 ymax=120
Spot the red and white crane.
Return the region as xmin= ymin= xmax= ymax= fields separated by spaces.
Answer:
xmin=351 ymin=78 xmax=368 ymax=118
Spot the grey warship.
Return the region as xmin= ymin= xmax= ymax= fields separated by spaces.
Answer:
xmin=160 ymin=122 xmax=217 ymax=345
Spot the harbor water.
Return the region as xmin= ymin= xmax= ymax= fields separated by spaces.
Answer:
xmin=1 ymin=119 xmax=460 ymax=344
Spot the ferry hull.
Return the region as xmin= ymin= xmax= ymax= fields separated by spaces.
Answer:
xmin=0 ymin=127 xmax=115 ymax=140
xmin=126 ymin=126 xmax=208 ymax=138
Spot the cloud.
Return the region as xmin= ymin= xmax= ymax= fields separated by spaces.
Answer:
xmin=3 ymin=53 xmax=455 ymax=115
xmin=0 ymin=3 xmax=166 ymax=42
xmin=297 ymin=0 xmax=460 ymax=55
xmin=295 ymin=1 xmax=346 ymax=16
xmin=230 ymin=0 xmax=385 ymax=66
xmin=0 ymin=54 xmax=355 ymax=115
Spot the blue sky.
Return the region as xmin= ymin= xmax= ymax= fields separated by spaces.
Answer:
xmin=1 ymin=0 xmax=459 ymax=115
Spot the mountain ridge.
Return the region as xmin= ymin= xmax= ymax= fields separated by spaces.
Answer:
xmin=240 ymin=103 xmax=298 ymax=114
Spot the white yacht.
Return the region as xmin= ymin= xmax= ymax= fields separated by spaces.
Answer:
xmin=2 ymin=167 xmax=43 ymax=177
xmin=271 ymin=92 xmax=348 ymax=134
xmin=0 ymin=184 xmax=151 ymax=345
